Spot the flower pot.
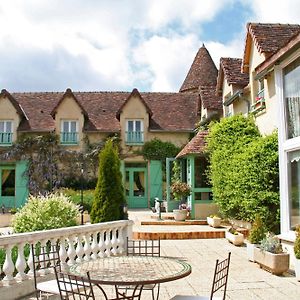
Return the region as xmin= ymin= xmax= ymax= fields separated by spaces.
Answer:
xmin=173 ymin=209 xmax=187 ymax=221
xmin=225 ymin=231 xmax=244 ymax=246
xmin=207 ymin=216 xmax=221 ymax=228
xmin=295 ymin=258 xmax=300 ymax=281
xmin=246 ymin=242 xmax=259 ymax=262
xmin=254 ymin=247 xmax=290 ymax=275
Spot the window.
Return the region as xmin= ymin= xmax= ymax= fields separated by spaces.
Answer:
xmin=1 ymin=168 xmax=15 ymax=196
xmin=126 ymin=120 xmax=144 ymax=144
xmin=284 ymin=57 xmax=300 ymax=139
xmin=251 ymin=79 xmax=265 ymax=113
xmin=60 ymin=120 xmax=78 ymax=145
xmin=0 ymin=121 xmax=13 ymax=145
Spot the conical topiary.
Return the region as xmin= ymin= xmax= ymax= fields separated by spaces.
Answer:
xmin=248 ymin=214 xmax=267 ymax=244
xmin=90 ymin=139 xmax=127 ymax=223
xmin=294 ymin=225 xmax=300 ymax=260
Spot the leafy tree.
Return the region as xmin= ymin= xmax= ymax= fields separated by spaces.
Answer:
xmin=207 ymin=115 xmax=279 ymax=232
xmin=90 ymin=139 xmax=127 ymax=223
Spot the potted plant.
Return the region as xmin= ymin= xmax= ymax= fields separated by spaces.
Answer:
xmin=294 ymin=225 xmax=300 ymax=281
xmin=225 ymin=226 xmax=244 ymax=246
xmin=207 ymin=214 xmax=222 ymax=228
xmin=246 ymin=215 xmax=267 ymax=262
xmin=171 ymin=180 xmax=191 ymax=221
xmin=254 ymin=232 xmax=290 ymax=275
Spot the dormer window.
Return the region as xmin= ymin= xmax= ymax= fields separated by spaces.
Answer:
xmin=251 ymin=78 xmax=266 ymax=113
xmin=126 ymin=120 xmax=144 ymax=145
xmin=60 ymin=120 xmax=78 ymax=145
xmin=0 ymin=121 xmax=13 ymax=145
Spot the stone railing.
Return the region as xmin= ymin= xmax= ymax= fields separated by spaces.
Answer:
xmin=0 ymin=220 xmax=133 ymax=299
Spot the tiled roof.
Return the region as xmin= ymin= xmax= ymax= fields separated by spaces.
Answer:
xmin=242 ymin=23 xmax=300 ymax=72
xmin=180 ymin=45 xmax=218 ymax=93
xmin=176 ymin=130 xmax=208 ymax=158
xmin=10 ymin=90 xmax=200 ymax=132
xmin=199 ymin=86 xmax=222 ymax=111
xmin=249 ymin=23 xmax=300 ymax=54
xmin=216 ymin=58 xmax=249 ymax=93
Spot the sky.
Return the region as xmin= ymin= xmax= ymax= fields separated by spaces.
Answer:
xmin=1 ymin=0 xmax=300 ymax=93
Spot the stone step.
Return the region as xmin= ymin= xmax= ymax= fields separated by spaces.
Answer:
xmin=141 ymin=220 xmax=207 ymax=225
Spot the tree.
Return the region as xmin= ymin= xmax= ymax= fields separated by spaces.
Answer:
xmin=90 ymin=139 xmax=127 ymax=223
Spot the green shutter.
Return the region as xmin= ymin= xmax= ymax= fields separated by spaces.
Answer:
xmin=15 ymin=160 xmax=29 ymax=208
xmin=149 ymin=160 xmax=162 ymax=206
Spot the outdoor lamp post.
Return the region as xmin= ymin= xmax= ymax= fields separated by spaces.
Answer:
xmin=80 ymin=165 xmax=84 ymax=225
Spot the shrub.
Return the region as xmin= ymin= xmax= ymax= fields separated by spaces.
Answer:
xmin=207 ymin=115 xmax=279 ymax=232
xmin=12 ymin=193 xmax=79 ymax=233
xmin=170 ymin=181 xmax=191 ymax=200
xmin=248 ymin=215 xmax=267 ymax=244
xmin=294 ymin=225 xmax=300 ymax=259
xmin=90 ymin=139 xmax=127 ymax=223
xmin=260 ymin=232 xmax=283 ymax=254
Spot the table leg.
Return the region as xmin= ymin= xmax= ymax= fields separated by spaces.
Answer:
xmin=115 ymin=285 xmax=144 ymax=300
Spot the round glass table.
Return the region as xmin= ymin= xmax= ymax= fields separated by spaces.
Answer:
xmin=68 ymin=255 xmax=192 ymax=299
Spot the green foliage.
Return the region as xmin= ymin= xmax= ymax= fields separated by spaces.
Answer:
xmin=90 ymin=139 xmax=127 ymax=223
xmin=207 ymin=115 xmax=279 ymax=231
xmin=170 ymin=181 xmax=191 ymax=200
xmin=260 ymin=232 xmax=283 ymax=254
xmin=294 ymin=225 xmax=300 ymax=259
xmin=12 ymin=193 xmax=79 ymax=233
xmin=58 ymin=188 xmax=94 ymax=213
xmin=248 ymin=215 xmax=267 ymax=244
xmin=139 ymin=138 xmax=180 ymax=162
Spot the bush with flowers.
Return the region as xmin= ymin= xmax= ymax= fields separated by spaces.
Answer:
xmin=170 ymin=181 xmax=191 ymax=201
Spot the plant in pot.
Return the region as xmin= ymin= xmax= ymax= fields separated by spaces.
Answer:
xmin=171 ymin=181 xmax=191 ymax=221
xmin=247 ymin=215 xmax=267 ymax=262
xmin=294 ymin=225 xmax=300 ymax=280
xmin=207 ymin=214 xmax=222 ymax=228
xmin=225 ymin=226 xmax=244 ymax=246
xmin=254 ymin=232 xmax=290 ymax=275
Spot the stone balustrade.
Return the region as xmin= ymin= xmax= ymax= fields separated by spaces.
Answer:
xmin=0 ymin=220 xmax=133 ymax=299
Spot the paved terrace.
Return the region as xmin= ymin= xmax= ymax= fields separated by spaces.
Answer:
xmin=21 ymin=210 xmax=300 ymax=299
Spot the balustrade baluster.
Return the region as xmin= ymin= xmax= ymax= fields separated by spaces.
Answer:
xmin=39 ymin=240 xmax=48 ymax=276
xmin=27 ymin=244 xmax=34 ymax=277
xmin=105 ymin=230 xmax=112 ymax=257
xmin=67 ymin=236 xmax=76 ymax=266
xmin=91 ymin=232 xmax=99 ymax=260
xmin=98 ymin=231 xmax=105 ymax=258
xmin=83 ymin=234 xmax=92 ymax=261
xmin=118 ymin=226 xmax=125 ymax=255
xmin=15 ymin=242 xmax=27 ymax=281
xmin=111 ymin=229 xmax=117 ymax=255
xmin=75 ymin=235 xmax=84 ymax=263
xmin=2 ymin=245 xmax=15 ymax=285
xmin=59 ymin=238 xmax=68 ymax=271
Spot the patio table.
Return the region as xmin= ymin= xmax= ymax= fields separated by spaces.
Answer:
xmin=68 ymin=255 xmax=192 ymax=299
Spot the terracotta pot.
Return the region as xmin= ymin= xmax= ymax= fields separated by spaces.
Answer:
xmin=254 ymin=247 xmax=289 ymax=275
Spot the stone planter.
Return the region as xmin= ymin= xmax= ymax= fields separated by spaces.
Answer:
xmin=246 ymin=242 xmax=259 ymax=262
xmin=173 ymin=209 xmax=187 ymax=221
xmin=254 ymin=247 xmax=290 ymax=275
xmin=207 ymin=216 xmax=221 ymax=228
xmin=225 ymin=231 xmax=244 ymax=246
xmin=295 ymin=258 xmax=300 ymax=281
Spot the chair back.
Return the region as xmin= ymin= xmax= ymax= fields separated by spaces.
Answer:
xmin=54 ymin=267 xmax=96 ymax=300
xmin=127 ymin=238 xmax=160 ymax=257
xmin=31 ymin=242 xmax=61 ymax=288
xmin=210 ymin=252 xmax=231 ymax=300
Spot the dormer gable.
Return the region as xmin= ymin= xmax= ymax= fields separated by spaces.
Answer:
xmin=116 ymin=88 xmax=152 ymax=120
xmin=0 ymin=89 xmax=26 ymax=118
xmin=50 ymin=88 xmax=88 ymax=118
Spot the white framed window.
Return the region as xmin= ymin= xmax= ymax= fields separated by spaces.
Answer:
xmin=60 ymin=120 xmax=78 ymax=145
xmin=126 ymin=120 xmax=144 ymax=144
xmin=0 ymin=120 xmax=13 ymax=145
xmin=276 ymin=51 xmax=300 ymax=235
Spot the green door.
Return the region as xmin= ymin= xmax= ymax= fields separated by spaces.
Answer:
xmin=0 ymin=165 xmax=16 ymax=208
xmin=125 ymin=167 xmax=148 ymax=208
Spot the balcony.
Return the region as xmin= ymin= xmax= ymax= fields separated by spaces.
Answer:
xmin=126 ymin=131 xmax=144 ymax=145
xmin=251 ymin=90 xmax=266 ymax=114
xmin=0 ymin=132 xmax=13 ymax=145
xmin=0 ymin=220 xmax=133 ymax=300
xmin=60 ymin=132 xmax=78 ymax=145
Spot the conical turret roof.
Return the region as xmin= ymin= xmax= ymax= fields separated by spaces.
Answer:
xmin=180 ymin=45 xmax=218 ymax=93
